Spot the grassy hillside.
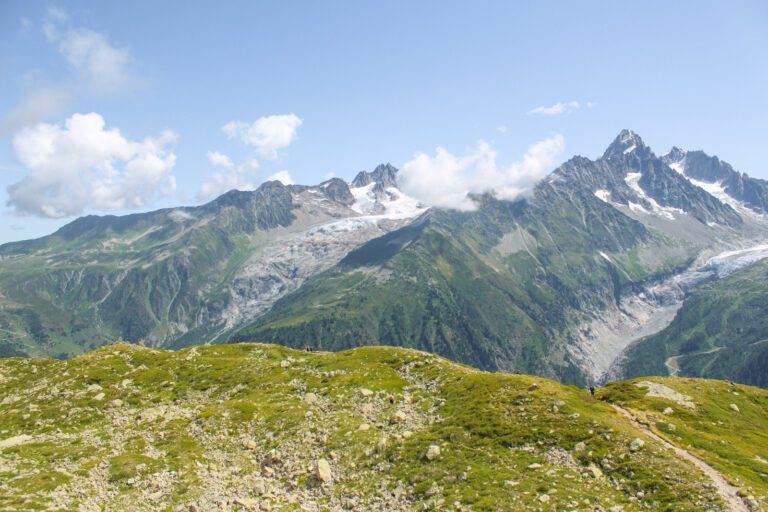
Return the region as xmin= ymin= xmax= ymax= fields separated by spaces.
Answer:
xmin=601 ymin=376 xmax=768 ymax=506
xmin=618 ymin=259 xmax=768 ymax=387
xmin=1 ymin=343 xmax=766 ymax=511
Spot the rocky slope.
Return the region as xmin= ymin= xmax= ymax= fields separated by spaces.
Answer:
xmin=664 ymin=147 xmax=768 ymax=214
xmin=612 ymin=257 xmax=768 ymax=387
xmin=1 ymin=343 xmax=766 ymax=511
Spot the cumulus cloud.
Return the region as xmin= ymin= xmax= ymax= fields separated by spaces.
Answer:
xmin=222 ymin=114 xmax=302 ymax=158
xmin=8 ymin=113 xmax=177 ymax=218
xmin=206 ymin=150 xmax=234 ymax=168
xmin=527 ymin=101 xmax=595 ymax=116
xmin=267 ymin=170 xmax=294 ymax=185
xmin=196 ymin=159 xmax=260 ymax=201
xmin=399 ymin=135 xmax=565 ymax=211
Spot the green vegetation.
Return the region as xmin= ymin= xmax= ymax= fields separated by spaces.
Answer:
xmin=0 ymin=182 xmax=297 ymax=359
xmin=601 ymin=376 xmax=768 ymax=502
xmin=2 ymin=343 xmax=764 ymax=510
xmin=234 ymin=191 xmax=693 ymax=385
xmin=619 ymin=259 xmax=768 ymax=387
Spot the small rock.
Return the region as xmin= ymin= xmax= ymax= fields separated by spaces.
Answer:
xmin=503 ymin=480 xmax=519 ymax=487
xmin=538 ymin=494 xmax=550 ymax=503
xmin=527 ymin=463 xmax=542 ymax=470
xmin=585 ymin=463 xmax=603 ymax=479
xmin=280 ymin=360 xmax=291 ymax=368
xmin=425 ymin=444 xmax=441 ymax=461
xmin=573 ymin=441 xmax=586 ymax=452
xmin=253 ymin=478 xmax=267 ymax=495
xmin=730 ymin=403 xmax=740 ymax=413
xmin=629 ymin=438 xmax=645 ymax=452
xmin=315 ymin=458 xmax=333 ymax=483
xmin=93 ymin=392 xmax=105 ymax=401
xmin=358 ymin=423 xmax=370 ymax=431
xmin=392 ymin=410 xmax=408 ymax=423
xmin=359 ymin=388 xmax=374 ymax=397
xmin=663 ymin=407 xmax=674 ymax=415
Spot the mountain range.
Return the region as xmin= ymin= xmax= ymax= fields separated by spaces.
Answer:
xmin=2 ymin=129 xmax=768 ymax=387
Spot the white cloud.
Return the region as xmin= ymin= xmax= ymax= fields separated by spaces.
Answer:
xmin=206 ymin=150 xmax=234 ymax=168
xmin=196 ymin=158 xmax=261 ymax=201
xmin=266 ymin=170 xmax=294 ymax=185
xmin=527 ymin=101 xmax=595 ymax=116
xmin=222 ymin=114 xmax=302 ymax=158
xmin=7 ymin=113 xmax=177 ymax=218
xmin=197 ymin=170 xmax=256 ymax=201
xmin=56 ymin=28 xmax=131 ymax=93
xmin=399 ymin=135 xmax=565 ymax=211
xmin=4 ymin=8 xmax=135 ymax=133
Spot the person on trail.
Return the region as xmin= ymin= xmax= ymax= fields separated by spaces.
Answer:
xmin=589 ymin=385 xmax=595 ymax=397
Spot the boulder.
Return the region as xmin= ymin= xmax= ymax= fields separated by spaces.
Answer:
xmin=425 ymin=444 xmax=441 ymax=461
xmin=315 ymin=458 xmax=333 ymax=483
xmin=629 ymin=438 xmax=645 ymax=452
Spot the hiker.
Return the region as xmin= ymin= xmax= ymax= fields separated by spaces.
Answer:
xmin=589 ymin=385 xmax=595 ymax=397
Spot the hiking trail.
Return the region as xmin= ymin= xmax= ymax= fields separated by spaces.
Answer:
xmin=611 ymin=404 xmax=750 ymax=512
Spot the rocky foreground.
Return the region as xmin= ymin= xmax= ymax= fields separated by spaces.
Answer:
xmin=0 ymin=343 xmax=766 ymax=511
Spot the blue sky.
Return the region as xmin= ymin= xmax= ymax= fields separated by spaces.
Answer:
xmin=1 ymin=1 xmax=767 ymax=243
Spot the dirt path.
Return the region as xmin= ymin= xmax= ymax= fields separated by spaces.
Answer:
xmin=611 ymin=404 xmax=749 ymax=512
xmin=664 ymin=346 xmax=723 ymax=376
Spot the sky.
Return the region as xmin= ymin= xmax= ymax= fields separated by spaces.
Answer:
xmin=1 ymin=1 xmax=767 ymax=243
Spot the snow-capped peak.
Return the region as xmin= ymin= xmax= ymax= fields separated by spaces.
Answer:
xmin=603 ymin=129 xmax=649 ymax=160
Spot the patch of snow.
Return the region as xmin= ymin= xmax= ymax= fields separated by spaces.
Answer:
xmin=377 ymin=187 xmax=425 ymax=219
xmin=668 ymin=161 xmax=685 ymax=174
xmin=628 ymin=202 xmax=650 ymax=215
xmin=685 ymin=177 xmax=767 ymax=221
xmin=349 ymin=183 xmax=377 ymax=214
xmin=624 ymin=172 xmax=685 ymax=220
xmin=594 ymin=189 xmax=611 ymax=202
xmin=703 ymin=243 xmax=768 ymax=277
xmin=310 ymin=185 xmax=427 ymax=235
xmin=168 ymin=210 xmax=194 ymax=222
xmin=623 ymin=144 xmax=636 ymax=154
xmin=598 ymin=251 xmax=612 ymax=262
xmin=349 ymin=182 xmax=426 ymax=220
xmin=665 ymin=165 xmax=766 ymax=220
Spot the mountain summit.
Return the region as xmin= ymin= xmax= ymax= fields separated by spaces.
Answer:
xmin=602 ymin=129 xmax=652 ymax=160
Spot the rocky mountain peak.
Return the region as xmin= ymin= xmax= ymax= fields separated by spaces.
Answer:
xmin=351 ymin=163 xmax=399 ymax=189
xmin=318 ymin=177 xmax=355 ymax=206
xmin=665 ymin=146 xmax=688 ymax=164
xmin=602 ymin=129 xmax=653 ymax=161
